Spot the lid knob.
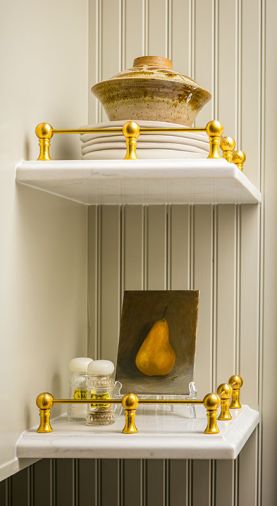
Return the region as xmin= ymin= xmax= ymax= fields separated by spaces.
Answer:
xmin=133 ymin=56 xmax=173 ymax=70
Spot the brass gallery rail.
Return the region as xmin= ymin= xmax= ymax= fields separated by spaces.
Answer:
xmin=34 ymin=120 xmax=246 ymax=169
xmin=36 ymin=375 xmax=243 ymax=435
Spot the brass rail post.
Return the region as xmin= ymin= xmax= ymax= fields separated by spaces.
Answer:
xmin=206 ymin=120 xmax=224 ymax=159
xmin=221 ymin=136 xmax=236 ymax=162
xmin=203 ymin=393 xmax=221 ymax=434
xmin=35 ymin=123 xmax=53 ymax=161
xmin=122 ymin=121 xmax=140 ymax=160
xmin=36 ymin=392 xmax=54 ymax=433
xmin=229 ymin=375 xmax=243 ymax=409
xmin=122 ymin=393 xmax=139 ymax=434
xmin=232 ymin=151 xmax=246 ymax=171
xmin=217 ymin=383 xmax=232 ymax=421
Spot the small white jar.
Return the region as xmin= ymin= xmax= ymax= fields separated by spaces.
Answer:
xmin=67 ymin=357 xmax=93 ymax=421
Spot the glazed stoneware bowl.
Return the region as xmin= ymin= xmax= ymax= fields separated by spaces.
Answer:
xmin=91 ymin=56 xmax=211 ymax=126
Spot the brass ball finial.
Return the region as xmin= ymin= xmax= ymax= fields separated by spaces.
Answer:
xmin=232 ymin=150 xmax=246 ymax=171
xmin=221 ymin=136 xmax=236 ymax=152
xmin=36 ymin=392 xmax=54 ymax=410
xmin=206 ymin=120 xmax=224 ymax=138
xmin=229 ymin=375 xmax=243 ymax=390
xmin=217 ymin=383 xmax=232 ymax=400
xmin=122 ymin=393 xmax=139 ymax=410
xmin=35 ymin=123 xmax=54 ymax=139
xmin=203 ymin=392 xmax=221 ymax=410
xmin=122 ymin=121 xmax=140 ymax=139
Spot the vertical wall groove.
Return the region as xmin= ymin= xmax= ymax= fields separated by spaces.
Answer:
xmin=97 ymin=0 xmax=102 ymax=122
xmin=257 ymin=0 xmax=265 ymax=503
xmin=235 ymin=206 xmax=241 ymax=373
xmin=212 ymin=206 xmax=218 ymax=391
xmin=143 ymin=0 xmax=149 ymax=55
xmin=167 ymin=0 xmax=172 ymax=59
xmin=96 ymin=206 xmax=102 ymax=506
xmin=212 ymin=0 xmax=218 ymax=119
xmin=234 ymin=205 xmax=240 ymax=505
xmin=235 ymin=0 xmax=242 ymax=146
xmin=189 ymin=0 xmax=195 ymax=78
xmin=211 ymin=41 xmax=219 ymax=506
xmin=97 ymin=206 xmax=102 ymax=359
xmin=121 ymin=0 xmax=125 ymax=70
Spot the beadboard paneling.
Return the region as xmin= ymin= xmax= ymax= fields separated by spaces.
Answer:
xmin=86 ymin=1 xmax=267 ymax=505
xmin=33 ymin=460 xmax=52 ymax=506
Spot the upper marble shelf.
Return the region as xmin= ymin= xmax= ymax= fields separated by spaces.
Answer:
xmin=16 ymin=159 xmax=261 ymax=206
xmin=16 ymin=405 xmax=259 ymax=460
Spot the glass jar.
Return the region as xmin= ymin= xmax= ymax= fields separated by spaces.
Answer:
xmin=67 ymin=357 xmax=93 ymax=421
xmin=86 ymin=360 xmax=122 ymax=425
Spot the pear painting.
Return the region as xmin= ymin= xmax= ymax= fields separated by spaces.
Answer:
xmin=135 ymin=319 xmax=176 ymax=376
xmin=116 ymin=291 xmax=199 ymax=395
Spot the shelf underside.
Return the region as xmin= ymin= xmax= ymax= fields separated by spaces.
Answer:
xmin=16 ymin=405 xmax=259 ymax=460
xmin=16 ymin=159 xmax=261 ymax=205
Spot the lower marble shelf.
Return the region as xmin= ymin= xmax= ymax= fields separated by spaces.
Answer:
xmin=16 ymin=405 xmax=259 ymax=460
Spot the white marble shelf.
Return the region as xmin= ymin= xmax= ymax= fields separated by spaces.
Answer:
xmin=16 ymin=405 xmax=259 ymax=460
xmin=16 ymin=159 xmax=261 ymax=205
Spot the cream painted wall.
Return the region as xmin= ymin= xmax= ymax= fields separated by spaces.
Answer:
xmin=0 ymin=1 xmax=88 ymax=480
xmin=88 ymin=1 xmax=277 ymax=505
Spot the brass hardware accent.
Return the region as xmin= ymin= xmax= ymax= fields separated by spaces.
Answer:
xmin=220 ymin=136 xmax=236 ymax=162
xmin=122 ymin=121 xmax=140 ymax=160
xmin=35 ymin=375 xmax=244 ymax=435
xmin=36 ymin=392 xmax=54 ymax=433
xmin=232 ymin=150 xmax=246 ymax=171
xmin=206 ymin=120 xmax=224 ymax=159
xmin=229 ymin=375 xmax=243 ymax=409
xmin=137 ymin=127 xmax=206 ymax=133
xmin=35 ymin=123 xmax=53 ymax=161
xmin=122 ymin=393 xmax=139 ymax=434
xmin=36 ymin=120 xmax=244 ymax=162
xmin=217 ymin=383 xmax=232 ymax=421
xmin=203 ymin=393 xmax=221 ymax=434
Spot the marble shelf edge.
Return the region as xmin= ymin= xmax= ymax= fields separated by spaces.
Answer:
xmin=15 ymin=159 xmax=262 ymax=205
xmin=16 ymin=405 xmax=259 ymax=461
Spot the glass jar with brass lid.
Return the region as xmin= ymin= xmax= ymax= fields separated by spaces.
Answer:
xmin=67 ymin=357 xmax=93 ymax=421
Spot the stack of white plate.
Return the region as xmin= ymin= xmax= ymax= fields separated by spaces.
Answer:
xmin=80 ymin=120 xmax=209 ymax=160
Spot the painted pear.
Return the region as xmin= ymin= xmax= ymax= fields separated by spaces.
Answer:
xmin=135 ymin=319 xmax=176 ymax=376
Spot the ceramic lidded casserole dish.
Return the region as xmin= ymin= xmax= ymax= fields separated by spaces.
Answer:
xmin=91 ymin=56 xmax=211 ymax=126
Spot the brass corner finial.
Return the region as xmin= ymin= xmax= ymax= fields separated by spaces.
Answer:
xmin=122 ymin=121 xmax=140 ymax=160
xmin=122 ymin=393 xmax=139 ymax=434
xmin=217 ymin=383 xmax=232 ymax=421
xmin=228 ymin=375 xmax=243 ymax=409
xmin=206 ymin=120 xmax=224 ymax=159
xmin=35 ymin=123 xmax=53 ymax=161
xmin=232 ymin=150 xmax=246 ymax=171
xmin=221 ymin=136 xmax=236 ymax=163
xmin=36 ymin=392 xmax=54 ymax=433
xmin=203 ymin=393 xmax=220 ymax=434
